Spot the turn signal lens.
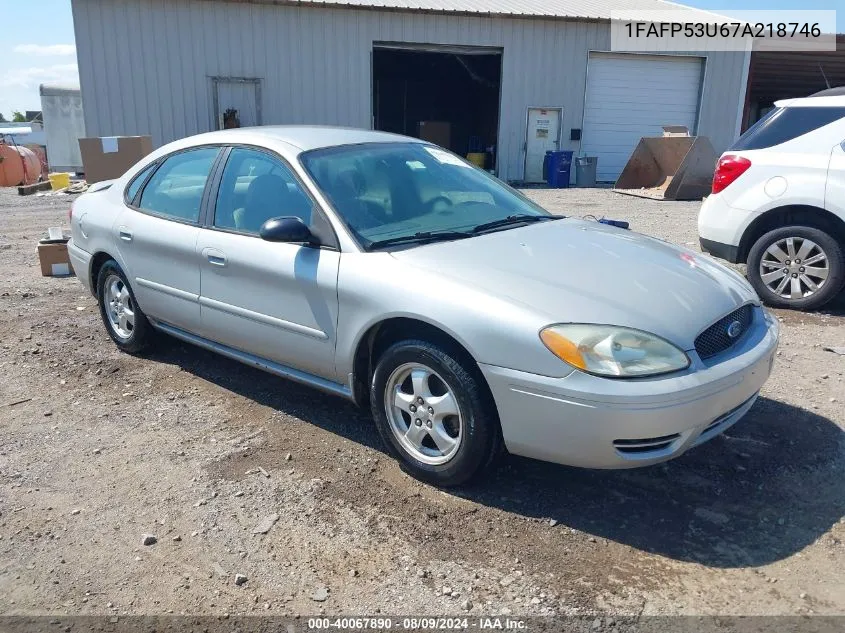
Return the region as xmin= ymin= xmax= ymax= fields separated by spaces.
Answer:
xmin=540 ymin=324 xmax=690 ymax=378
xmin=539 ymin=328 xmax=588 ymax=371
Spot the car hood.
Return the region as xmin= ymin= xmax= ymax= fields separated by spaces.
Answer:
xmin=390 ymin=218 xmax=758 ymax=350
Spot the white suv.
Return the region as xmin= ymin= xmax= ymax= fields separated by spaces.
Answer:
xmin=698 ymin=93 xmax=845 ymax=310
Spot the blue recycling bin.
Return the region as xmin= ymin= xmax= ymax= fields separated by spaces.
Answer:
xmin=544 ymin=150 xmax=574 ymax=188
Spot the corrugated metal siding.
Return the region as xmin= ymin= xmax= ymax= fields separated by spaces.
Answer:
xmin=72 ymin=0 xmax=746 ymax=182
xmin=195 ymin=0 xmax=716 ymax=21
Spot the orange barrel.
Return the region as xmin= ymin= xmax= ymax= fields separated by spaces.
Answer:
xmin=0 ymin=144 xmax=41 ymax=187
xmin=24 ymin=144 xmax=49 ymax=180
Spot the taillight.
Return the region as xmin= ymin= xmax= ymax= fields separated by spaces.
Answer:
xmin=712 ymin=155 xmax=751 ymax=194
xmin=68 ymin=206 xmax=73 ymax=223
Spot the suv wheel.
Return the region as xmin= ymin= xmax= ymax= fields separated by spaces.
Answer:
xmin=747 ymin=226 xmax=845 ymax=310
xmin=370 ymin=339 xmax=501 ymax=487
xmin=96 ymin=260 xmax=154 ymax=353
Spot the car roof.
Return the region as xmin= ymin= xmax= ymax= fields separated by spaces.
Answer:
xmin=810 ymin=86 xmax=845 ymax=97
xmin=775 ymin=94 xmax=845 ymax=108
xmin=168 ymin=125 xmax=422 ymax=153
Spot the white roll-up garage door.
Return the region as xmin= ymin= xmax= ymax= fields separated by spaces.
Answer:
xmin=581 ymin=53 xmax=704 ymax=182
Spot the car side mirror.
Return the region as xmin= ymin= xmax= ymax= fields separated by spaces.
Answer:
xmin=259 ymin=216 xmax=317 ymax=245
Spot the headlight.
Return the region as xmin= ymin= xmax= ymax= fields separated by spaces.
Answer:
xmin=540 ymin=324 xmax=690 ymax=378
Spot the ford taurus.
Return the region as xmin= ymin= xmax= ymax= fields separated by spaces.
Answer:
xmin=68 ymin=127 xmax=779 ymax=486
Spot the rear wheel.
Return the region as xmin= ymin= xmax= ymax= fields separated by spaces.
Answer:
xmin=747 ymin=226 xmax=845 ymax=310
xmin=370 ymin=339 xmax=500 ymax=487
xmin=96 ymin=260 xmax=154 ymax=353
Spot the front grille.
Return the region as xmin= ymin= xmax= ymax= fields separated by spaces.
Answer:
xmin=694 ymin=304 xmax=754 ymax=360
xmin=613 ymin=433 xmax=681 ymax=455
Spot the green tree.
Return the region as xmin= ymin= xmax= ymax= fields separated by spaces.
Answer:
xmin=11 ymin=111 xmax=26 ymax=122
xmin=0 ymin=112 xmax=6 ymax=122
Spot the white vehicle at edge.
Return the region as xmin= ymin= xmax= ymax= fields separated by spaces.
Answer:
xmin=698 ymin=92 xmax=845 ymax=310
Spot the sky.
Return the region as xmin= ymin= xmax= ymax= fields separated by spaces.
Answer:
xmin=681 ymin=0 xmax=842 ymax=31
xmin=0 ymin=0 xmax=841 ymax=120
xmin=0 ymin=0 xmax=77 ymax=120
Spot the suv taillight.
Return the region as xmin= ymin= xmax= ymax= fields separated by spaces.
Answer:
xmin=712 ymin=155 xmax=751 ymax=194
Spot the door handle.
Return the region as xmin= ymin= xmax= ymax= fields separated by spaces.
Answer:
xmin=202 ymin=247 xmax=227 ymax=267
xmin=118 ymin=228 xmax=133 ymax=242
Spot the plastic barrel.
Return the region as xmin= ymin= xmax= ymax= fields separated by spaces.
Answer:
xmin=575 ymin=157 xmax=598 ymax=188
xmin=0 ymin=144 xmax=41 ymax=187
xmin=466 ymin=153 xmax=486 ymax=168
xmin=49 ymin=172 xmax=71 ymax=191
xmin=546 ymin=150 xmax=574 ymax=188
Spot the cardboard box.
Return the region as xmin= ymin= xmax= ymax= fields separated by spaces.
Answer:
xmin=38 ymin=241 xmax=74 ymax=277
xmin=418 ymin=121 xmax=451 ymax=150
xmin=78 ymin=135 xmax=153 ymax=183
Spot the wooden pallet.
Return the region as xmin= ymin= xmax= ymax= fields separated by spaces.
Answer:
xmin=17 ymin=181 xmax=53 ymax=196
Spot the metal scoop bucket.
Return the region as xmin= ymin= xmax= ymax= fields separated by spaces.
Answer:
xmin=613 ymin=126 xmax=718 ymax=201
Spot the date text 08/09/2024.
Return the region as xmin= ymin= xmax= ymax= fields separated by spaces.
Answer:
xmin=307 ymin=617 xmax=528 ymax=630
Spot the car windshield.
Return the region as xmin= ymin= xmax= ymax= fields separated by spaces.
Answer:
xmin=300 ymin=142 xmax=552 ymax=249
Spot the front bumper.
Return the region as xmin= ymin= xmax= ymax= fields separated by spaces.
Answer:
xmin=480 ymin=307 xmax=778 ymax=469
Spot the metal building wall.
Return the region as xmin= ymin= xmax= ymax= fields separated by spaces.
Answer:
xmin=71 ymin=0 xmax=748 ymax=182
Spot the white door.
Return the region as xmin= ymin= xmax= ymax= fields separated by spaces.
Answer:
xmin=213 ymin=79 xmax=260 ymax=129
xmin=826 ymin=139 xmax=845 ymax=220
xmin=524 ymin=108 xmax=561 ymax=183
xmin=582 ymin=53 xmax=703 ymax=182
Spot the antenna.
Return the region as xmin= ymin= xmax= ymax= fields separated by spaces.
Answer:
xmin=819 ymin=64 xmax=831 ymax=89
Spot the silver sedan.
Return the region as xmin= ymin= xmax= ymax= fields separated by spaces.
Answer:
xmin=68 ymin=127 xmax=779 ymax=486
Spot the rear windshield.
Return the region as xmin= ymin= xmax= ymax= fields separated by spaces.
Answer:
xmin=730 ymin=106 xmax=845 ymax=151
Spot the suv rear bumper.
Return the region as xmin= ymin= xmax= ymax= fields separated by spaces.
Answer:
xmin=698 ymin=192 xmax=757 ymax=264
xmin=700 ymin=237 xmax=740 ymax=263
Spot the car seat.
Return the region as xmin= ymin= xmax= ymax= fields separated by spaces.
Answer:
xmin=233 ymin=174 xmax=290 ymax=233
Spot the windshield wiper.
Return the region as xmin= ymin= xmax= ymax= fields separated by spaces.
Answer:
xmin=367 ymin=230 xmax=473 ymax=251
xmin=471 ymin=214 xmax=558 ymax=234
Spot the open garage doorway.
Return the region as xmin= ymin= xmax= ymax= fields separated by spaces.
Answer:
xmin=372 ymin=43 xmax=502 ymax=173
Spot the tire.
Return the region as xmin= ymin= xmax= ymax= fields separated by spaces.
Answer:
xmin=370 ymin=339 xmax=501 ymax=487
xmin=746 ymin=225 xmax=845 ymax=311
xmin=96 ymin=260 xmax=154 ymax=353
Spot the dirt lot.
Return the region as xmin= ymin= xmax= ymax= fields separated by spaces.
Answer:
xmin=0 ymin=186 xmax=843 ymax=617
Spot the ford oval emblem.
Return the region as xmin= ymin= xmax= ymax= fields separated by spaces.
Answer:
xmin=726 ymin=320 xmax=742 ymax=339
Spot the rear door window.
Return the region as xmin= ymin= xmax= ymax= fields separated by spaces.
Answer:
xmin=138 ymin=147 xmax=220 ymax=223
xmin=731 ymin=107 xmax=845 ymax=151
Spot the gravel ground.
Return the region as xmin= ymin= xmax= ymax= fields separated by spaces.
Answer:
xmin=0 ymin=186 xmax=843 ymax=617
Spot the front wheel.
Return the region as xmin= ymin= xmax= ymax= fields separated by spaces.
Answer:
xmin=746 ymin=226 xmax=845 ymax=310
xmin=96 ymin=260 xmax=154 ymax=353
xmin=370 ymin=339 xmax=501 ymax=487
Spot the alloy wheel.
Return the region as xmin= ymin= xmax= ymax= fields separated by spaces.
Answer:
xmin=758 ymin=236 xmax=829 ymax=300
xmin=384 ymin=362 xmax=463 ymax=466
xmin=103 ymin=274 xmax=135 ymax=339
